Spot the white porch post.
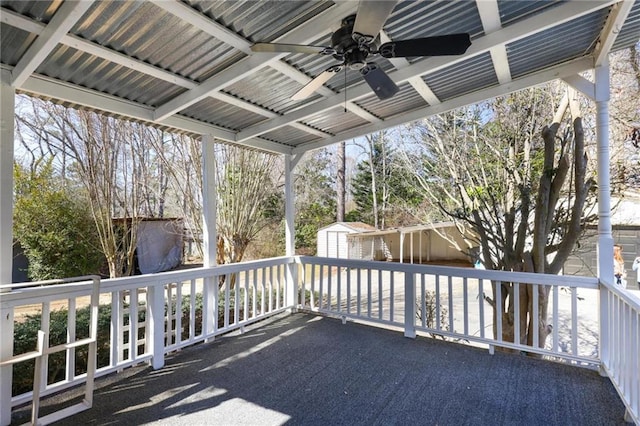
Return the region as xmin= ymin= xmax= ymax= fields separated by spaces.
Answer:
xmin=202 ymin=135 xmax=217 ymax=339
xmin=595 ymin=59 xmax=613 ymax=283
xmin=284 ymin=154 xmax=297 ymax=308
xmin=594 ymin=59 xmax=612 ymax=373
xmin=0 ymin=70 xmax=15 ymax=426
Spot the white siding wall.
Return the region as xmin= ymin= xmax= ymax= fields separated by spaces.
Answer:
xmin=317 ymin=224 xmax=356 ymax=258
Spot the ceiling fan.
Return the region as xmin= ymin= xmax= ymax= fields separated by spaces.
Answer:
xmin=251 ymin=1 xmax=472 ymax=101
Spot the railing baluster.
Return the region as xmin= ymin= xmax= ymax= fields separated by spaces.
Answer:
xmin=346 ymin=267 xmax=351 ymax=315
xmin=110 ymin=291 xmax=119 ymax=366
xmin=41 ymin=302 xmax=50 ymax=391
xmin=421 ymin=274 xmax=426 ymax=328
xmin=571 ymin=286 xmax=578 ymax=355
xmin=318 ymin=266 xmax=324 ymax=310
xmin=268 ymin=266 xmax=273 ymax=313
xmin=448 ymin=276 xmax=454 ymax=333
xmin=337 ymin=266 xmax=342 ymax=313
xmin=252 ymin=269 xmax=257 ymax=318
xmin=532 ymin=284 xmax=539 ymax=349
xmin=275 ymin=266 xmax=280 ymax=310
xmin=176 ymin=282 xmax=183 ymax=346
xmin=327 ymin=266 xmax=332 ymax=311
xmin=356 ymin=268 xmax=362 ymax=316
xmin=463 ymin=277 xmax=469 ymax=337
xmin=496 ymin=281 xmax=502 ymax=342
xmin=261 ymin=268 xmax=266 ymax=315
xmin=435 ymin=275 xmax=441 ymax=332
xmin=168 ymin=285 xmax=176 ymax=348
xmin=235 ymin=273 xmax=240 ymax=325
xmin=224 ymin=275 xmax=230 ymax=328
xmin=66 ymin=298 xmax=76 ymax=382
xmin=310 ymin=264 xmax=316 ymax=309
xmin=190 ymin=279 xmax=196 ymax=340
xmin=367 ymin=268 xmax=372 ymax=318
xmin=479 ymin=279 xmax=485 ymax=338
xmin=130 ymin=289 xmax=139 ymax=359
xmin=244 ymin=270 xmax=249 ymax=322
xmin=514 ymin=283 xmax=520 ymax=346
xmin=552 ymin=285 xmax=559 ymax=353
xmin=390 ymin=271 xmax=394 ymax=323
xmin=378 ymin=269 xmax=383 ymax=320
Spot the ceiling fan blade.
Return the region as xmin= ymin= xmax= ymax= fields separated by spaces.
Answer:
xmin=353 ymin=1 xmax=400 ymax=40
xmin=292 ymin=66 xmax=342 ymax=100
xmin=378 ymin=34 xmax=472 ymax=58
xmin=361 ymin=63 xmax=399 ymax=100
xmin=251 ymin=43 xmax=334 ymax=55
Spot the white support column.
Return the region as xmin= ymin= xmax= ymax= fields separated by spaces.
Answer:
xmin=594 ymin=59 xmax=613 ymax=377
xmin=0 ymin=70 xmax=15 ymax=426
xmin=202 ymin=135 xmax=217 ymax=268
xmin=595 ymin=59 xmax=613 ymax=284
xmin=284 ymin=154 xmax=295 ymax=258
xmin=201 ymin=135 xmax=217 ymax=339
xmin=284 ymin=154 xmax=297 ymax=308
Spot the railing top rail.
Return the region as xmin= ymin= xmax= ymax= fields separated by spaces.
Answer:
xmin=295 ymin=256 xmax=599 ymax=288
xmin=1 ymin=257 xmax=297 ymax=306
xmin=600 ymin=279 xmax=640 ymax=310
xmin=0 ymin=275 xmax=100 ymax=290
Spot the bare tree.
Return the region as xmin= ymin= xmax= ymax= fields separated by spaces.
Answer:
xmin=404 ymin=85 xmax=597 ymax=350
xmin=15 ymin=98 xmax=161 ymax=277
xmin=215 ymin=144 xmax=282 ymax=266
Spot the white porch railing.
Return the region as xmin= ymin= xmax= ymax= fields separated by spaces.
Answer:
xmin=295 ymin=256 xmax=639 ymax=424
xmin=2 ymin=255 xmax=638 ymax=424
xmin=1 ymin=256 xmax=294 ymax=411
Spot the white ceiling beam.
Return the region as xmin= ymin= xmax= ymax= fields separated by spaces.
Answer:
xmin=476 ymin=0 xmax=512 ymax=84
xmin=594 ymin=0 xmax=635 ymax=66
xmin=11 ymin=1 xmax=94 ymax=87
xmin=379 ymin=31 xmax=441 ymax=105
xmin=236 ymin=0 xmax=615 ymax=142
xmin=563 ymin=74 xmax=596 ymax=101
xmin=153 ymin=1 xmax=358 ymax=122
xmin=153 ymin=0 xmax=253 ymax=55
xmin=292 ymin=57 xmax=595 ymax=154
xmin=290 ymin=122 xmax=333 ymax=139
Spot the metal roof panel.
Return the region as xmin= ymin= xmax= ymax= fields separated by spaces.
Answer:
xmin=355 ymin=82 xmax=428 ymax=120
xmin=302 ymin=107 xmax=369 ymax=135
xmin=508 ymin=8 xmax=609 ymax=79
xmin=181 ymin=97 xmax=267 ymax=131
xmin=260 ymin=125 xmax=323 ymax=146
xmin=423 ymin=52 xmax=497 ymax=101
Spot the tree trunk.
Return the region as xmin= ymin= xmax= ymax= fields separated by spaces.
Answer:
xmin=337 ymin=141 xmax=345 ymax=222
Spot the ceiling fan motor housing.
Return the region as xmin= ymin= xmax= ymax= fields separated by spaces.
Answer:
xmin=331 ymin=15 xmax=369 ymax=70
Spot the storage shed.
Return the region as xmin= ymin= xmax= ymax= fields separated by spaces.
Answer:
xmin=347 ymin=222 xmax=477 ymax=265
xmin=317 ymin=222 xmax=376 ymax=258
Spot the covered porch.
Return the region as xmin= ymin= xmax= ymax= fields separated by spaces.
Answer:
xmin=1 ymin=0 xmax=640 ymax=425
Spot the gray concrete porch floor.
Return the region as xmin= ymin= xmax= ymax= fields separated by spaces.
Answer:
xmin=12 ymin=313 xmax=628 ymax=425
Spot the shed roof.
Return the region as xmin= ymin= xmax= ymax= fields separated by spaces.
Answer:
xmin=347 ymin=221 xmax=462 ymax=238
xmin=1 ymin=1 xmax=639 ymax=154
xmin=318 ymin=222 xmax=377 ymax=233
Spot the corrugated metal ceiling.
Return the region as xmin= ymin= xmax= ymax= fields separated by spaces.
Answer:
xmin=0 ymin=0 xmax=638 ymax=154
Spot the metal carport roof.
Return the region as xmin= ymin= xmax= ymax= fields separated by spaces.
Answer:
xmin=0 ymin=0 xmax=639 ymax=155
